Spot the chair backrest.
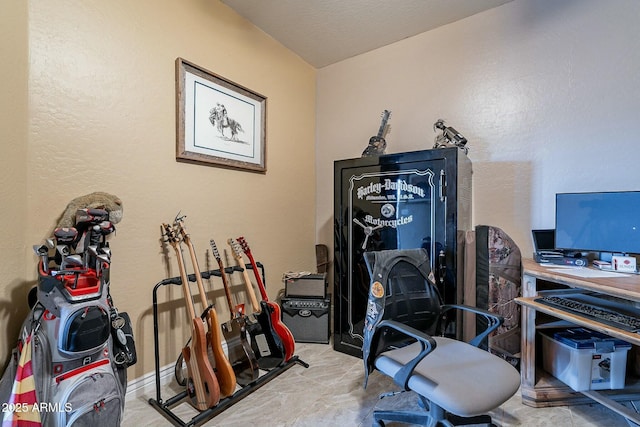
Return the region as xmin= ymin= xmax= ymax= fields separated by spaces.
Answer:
xmin=362 ymin=248 xmax=442 ymax=379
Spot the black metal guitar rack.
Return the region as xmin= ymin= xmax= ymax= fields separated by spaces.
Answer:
xmin=148 ymin=262 xmax=308 ymax=426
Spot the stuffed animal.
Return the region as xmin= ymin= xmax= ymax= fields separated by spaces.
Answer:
xmin=56 ymin=192 xmax=123 ymax=229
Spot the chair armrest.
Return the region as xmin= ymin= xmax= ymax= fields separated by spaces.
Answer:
xmin=372 ymin=320 xmax=437 ymax=390
xmin=439 ymin=304 xmax=504 ymax=347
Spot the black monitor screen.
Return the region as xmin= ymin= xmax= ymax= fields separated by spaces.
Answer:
xmin=532 ymin=229 xmax=555 ymax=252
xmin=555 ymin=191 xmax=640 ymax=254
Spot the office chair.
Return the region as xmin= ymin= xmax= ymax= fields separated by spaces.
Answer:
xmin=362 ymin=248 xmax=520 ymax=427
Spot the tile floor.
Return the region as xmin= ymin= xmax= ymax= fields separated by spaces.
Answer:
xmin=122 ymin=342 xmax=635 ymax=426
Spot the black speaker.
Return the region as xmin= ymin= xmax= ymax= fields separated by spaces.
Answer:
xmin=281 ymin=297 xmax=330 ymax=344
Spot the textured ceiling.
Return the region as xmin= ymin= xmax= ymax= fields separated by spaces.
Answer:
xmin=221 ymin=0 xmax=514 ymax=68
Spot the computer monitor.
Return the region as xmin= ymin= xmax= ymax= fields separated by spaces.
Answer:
xmin=532 ymin=229 xmax=555 ymax=252
xmin=555 ymin=191 xmax=640 ymax=255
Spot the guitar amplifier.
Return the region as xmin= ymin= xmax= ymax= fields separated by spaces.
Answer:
xmin=284 ymin=273 xmax=327 ymax=298
xmin=280 ymin=296 xmax=330 ymax=344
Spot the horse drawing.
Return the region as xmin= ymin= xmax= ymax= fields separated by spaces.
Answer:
xmin=209 ymin=103 xmax=244 ymax=141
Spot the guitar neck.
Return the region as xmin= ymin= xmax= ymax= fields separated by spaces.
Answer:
xmin=175 ymin=220 xmax=211 ymax=311
xmin=228 ymin=238 xmax=261 ymax=312
xmin=163 ymin=224 xmax=197 ymax=322
xmin=210 ymin=239 xmax=236 ymax=317
xmin=238 ymin=260 xmax=261 ymax=312
xmin=184 ymin=238 xmax=210 ymax=309
xmin=376 ymin=109 xmax=391 ymax=138
xmin=238 ymin=237 xmax=269 ymax=302
xmin=176 ymin=249 xmax=198 ymax=321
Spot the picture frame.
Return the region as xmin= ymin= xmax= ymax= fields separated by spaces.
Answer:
xmin=175 ymin=58 xmax=267 ymax=173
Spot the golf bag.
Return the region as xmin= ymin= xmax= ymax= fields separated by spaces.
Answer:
xmin=0 ymin=208 xmax=136 ymax=427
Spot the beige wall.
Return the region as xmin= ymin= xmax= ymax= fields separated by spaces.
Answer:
xmin=5 ymin=0 xmax=640 ymax=385
xmin=1 ymin=0 xmax=317 ymax=379
xmin=0 ymin=0 xmax=29 ymax=361
xmin=316 ymin=0 xmax=640 ymax=261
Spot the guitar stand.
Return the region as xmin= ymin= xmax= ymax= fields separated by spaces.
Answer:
xmin=148 ymin=263 xmax=309 ymax=427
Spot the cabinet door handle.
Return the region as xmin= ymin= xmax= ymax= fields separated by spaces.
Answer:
xmin=439 ymin=170 xmax=447 ymax=202
xmin=438 ymin=249 xmax=446 ymax=285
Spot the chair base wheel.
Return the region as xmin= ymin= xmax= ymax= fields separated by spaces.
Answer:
xmin=447 ymin=413 xmax=493 ymax=426
xmin=373 ymin=410 xmax=432 ymax=427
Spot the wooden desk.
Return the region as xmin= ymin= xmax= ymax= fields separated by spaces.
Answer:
xmin=516 ymin=259 xmax=640 ymax=422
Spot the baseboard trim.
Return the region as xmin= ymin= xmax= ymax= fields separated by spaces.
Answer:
xmin=126 ymin=342 xmax=229 ymax=399
xmin=126 ymin=362 xmax=175 ymax=399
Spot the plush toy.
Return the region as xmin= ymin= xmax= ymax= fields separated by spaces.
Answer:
xmin=56 ymin=192 xmax=123 ymax=229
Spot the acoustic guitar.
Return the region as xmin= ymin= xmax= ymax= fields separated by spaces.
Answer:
xmin=228 ymin=237 xmax=285 ymax=369
xmin=162 ymin=222 xmax=220 ymax=410
xmin=237 ymin=236 xmax=295 ymax=362
xmin=176 ymin=219 xmax=237 ymax=398
xmin=210 ymin=239 xmax=259 ymax=386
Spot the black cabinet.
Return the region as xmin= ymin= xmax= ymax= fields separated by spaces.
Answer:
xmin=333 ymin=148 xmax=472 ymax=357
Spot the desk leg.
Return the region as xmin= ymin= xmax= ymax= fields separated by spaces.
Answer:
xmin=520 ymin=274 xmax=538 ymax=402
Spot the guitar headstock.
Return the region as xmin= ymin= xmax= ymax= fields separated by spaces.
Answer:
xmin=228 ymin=238 xmax=244 ymax=261
xmin=237 ymin=236 xmax=250 ymax=255
xmin=173 ymin=214 xmax=190 ymax=243
xmin=209 ymin=239 xmax=221 ymax=261
xmin=162 ymin=222 xmax=182 ymax=248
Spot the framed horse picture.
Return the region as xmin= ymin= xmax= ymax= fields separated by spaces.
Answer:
xmin=175 ymin=58 xmax=267 ymax=173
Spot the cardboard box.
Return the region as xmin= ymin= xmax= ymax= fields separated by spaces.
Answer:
xmin=612 ymin=255 xmax=637 ymax=272
xmin=541 ymin=328 xmax=631 ymax=391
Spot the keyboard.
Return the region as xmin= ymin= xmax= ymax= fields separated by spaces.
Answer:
xmin=536 ymin=295 xmax=640 ymax=332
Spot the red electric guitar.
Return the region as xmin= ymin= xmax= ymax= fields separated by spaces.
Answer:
xmin=237 ymin=236 xmax=295 ymax=362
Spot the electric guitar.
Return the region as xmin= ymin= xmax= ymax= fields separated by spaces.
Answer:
xmin=228 ymin=238 xmax=260 ymax=313
xmin=362 ymin=109 xmax=391 ymax=157
xmin=237 ymin=236 xmax=295 ymax=362
xmin=210 ymin=239 xmax=259 ymax=386
xmin=228 ymin=237 xmax=285 ymax=369
xmin=176 ymin=219 xmax=237 ymax=398
xmin=162 ymin=222 xmax=220 ymax=410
